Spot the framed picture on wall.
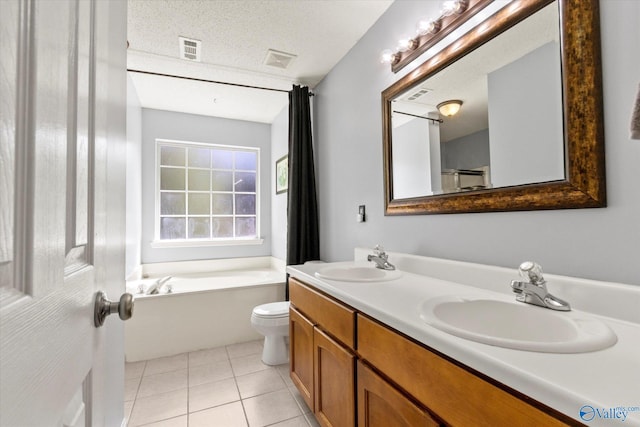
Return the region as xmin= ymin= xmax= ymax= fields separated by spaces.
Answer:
xmin=276 ymin=155 xmax=288 ymax=194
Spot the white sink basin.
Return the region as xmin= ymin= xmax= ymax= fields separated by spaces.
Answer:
xmin=315 ymin=263 xmax=402 ymax=282
xmin=420 ymin=295 xmax=617 ymax=353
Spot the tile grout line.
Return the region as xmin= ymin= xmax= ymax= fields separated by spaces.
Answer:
xmin=275 ymin=345 xmax=313 ymax=427
xmin=133 ymin=361 xmax=148 ymax=426
xmin=126 ymin=360 xmax=146 ymax=427
xmin=186 ymin=352 xmax=190 ymax=427
xmin=228 ymin=344 xmax=252 ymax=427
xmin=281 ymin=370 xmax=313 ymax=427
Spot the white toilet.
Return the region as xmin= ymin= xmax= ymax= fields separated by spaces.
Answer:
xmin=251 ymin=301 xmax=290 ymax=365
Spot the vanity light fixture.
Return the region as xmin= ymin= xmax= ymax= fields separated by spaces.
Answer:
xmin=380 ymin=0 xmax=492 ymax=72
xmin=437 ymin=100 xmax=463 ymax=117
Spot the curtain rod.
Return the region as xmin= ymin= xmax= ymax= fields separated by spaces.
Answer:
xmin=393 ymin=110 xmax=442 ymax=124
xmin=127 ymin=69 xmax=314 ymax=96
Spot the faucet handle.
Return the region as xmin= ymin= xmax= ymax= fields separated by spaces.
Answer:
xmin=373 ymin=245 xmax=386 ymax=257
xmin=518 ymin=261 xmax=545 ymax=285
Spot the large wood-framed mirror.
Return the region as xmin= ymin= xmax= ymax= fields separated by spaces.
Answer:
xmin=382 ymin=0 xmax=605 ymax=215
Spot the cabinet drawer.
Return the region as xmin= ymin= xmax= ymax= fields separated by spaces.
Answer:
xmin=357 ymin=314 xmax=573 ymax=427
xmin=289 ymin=278 xmax=355 ymax=349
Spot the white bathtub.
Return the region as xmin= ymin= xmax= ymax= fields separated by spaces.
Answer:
xmin=126 ymin=269 xmax=285 ymax=296
xmin=125 ymin=257 xmax=286 ymax=362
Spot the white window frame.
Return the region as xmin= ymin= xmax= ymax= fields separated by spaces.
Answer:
xmin=151 ymin=138 xmax=263 ymax=248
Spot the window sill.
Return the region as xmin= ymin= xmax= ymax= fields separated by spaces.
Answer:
xmin=150 ymin=238 xmax=264 ymax=249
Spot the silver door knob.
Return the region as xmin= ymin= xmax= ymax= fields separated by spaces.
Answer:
xmin=94 ymin=291 xmax=134 ymax=327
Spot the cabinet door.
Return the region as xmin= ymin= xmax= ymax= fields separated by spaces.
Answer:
xmin=357 ymin=361 xmax=440 ymax=427
xmin=290 ymin=307 xmax=315 ymax=412
xmin=314 ymin=328 xmax=356 ymax=427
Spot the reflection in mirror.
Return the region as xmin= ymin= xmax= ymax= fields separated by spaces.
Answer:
xmin=390 ymin=2 xmax=562 ymax=197
xmin=382 ymin=0 xmax=605 ymax=215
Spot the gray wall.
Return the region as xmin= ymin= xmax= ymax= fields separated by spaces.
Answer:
xmin=140 ymin=108 xmax=272 ymax=264
xmin=441 ymin=128 xmax=490 ymax=171
xmin=125 ymin=75 xmax=142 ymax=278
xmin=314 ymin=0 xmax=640 ymax=286
xmin=488 ymin=42 xmax=564 ymax=187
xmin=271 ymin=107 xmax=288 ymax=261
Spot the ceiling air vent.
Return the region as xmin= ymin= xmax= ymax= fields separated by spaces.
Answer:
xmin=263 ymin=49 xmax=297 ymax=70
xmin=179 ymin=36 xmax=201 ymax=62
xmin=406 ymin=88 xmax=431 ymax=101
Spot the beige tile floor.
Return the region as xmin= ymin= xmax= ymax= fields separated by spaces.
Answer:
xmin=125 ymin=340 xmax=320 ymax=427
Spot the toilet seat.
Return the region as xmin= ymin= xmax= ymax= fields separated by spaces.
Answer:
xmin=252 ymin=301 xmax=290 ymax=318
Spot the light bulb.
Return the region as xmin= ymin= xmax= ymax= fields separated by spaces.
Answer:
xmin=396 ymin=35 xmax=415 ymax=53
xmin=440 ymin=1 xmax=456 ymax=16
xmin=416 ymin=17 xmax=441 ymax=36
xmin=380 ymin=49 xmax=396 ymax=64
xmin=440 ymin=0 xmax=467 ymax=17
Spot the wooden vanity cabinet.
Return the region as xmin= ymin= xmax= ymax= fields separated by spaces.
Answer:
xmin=289 ymin=278 xmax=576 ymax=427
xmin=289 ymin=278 xmax=356 ymax=427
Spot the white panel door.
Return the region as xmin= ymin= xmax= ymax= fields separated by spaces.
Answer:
xmin=0 ymin=0 xmax=127 ymax=425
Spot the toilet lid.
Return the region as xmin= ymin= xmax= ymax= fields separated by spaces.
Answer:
xmin=253 ymin=301 xmax=290 ymax=318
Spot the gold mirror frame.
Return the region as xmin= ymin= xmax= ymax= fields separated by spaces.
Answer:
xmin=382 ymin=0 xmax=605 ymax=215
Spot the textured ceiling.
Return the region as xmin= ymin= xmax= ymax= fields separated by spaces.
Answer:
xmin=127 ymin=0 xmax=393 ymax=123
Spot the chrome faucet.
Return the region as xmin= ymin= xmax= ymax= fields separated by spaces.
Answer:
xmin=510 ymin=262 xmax=570 ymax=311
xmin=367 ymin=245 xmax=396 ymax=271
xmin=146 ymin=276 xmax=172 ymax=295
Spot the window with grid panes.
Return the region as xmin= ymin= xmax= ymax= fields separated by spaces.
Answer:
xmin=156 ymin=140 xmax=259 ymax=242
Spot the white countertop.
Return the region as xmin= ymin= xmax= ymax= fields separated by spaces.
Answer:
xmin=287 ymin=259 xmax=640 ymax=426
